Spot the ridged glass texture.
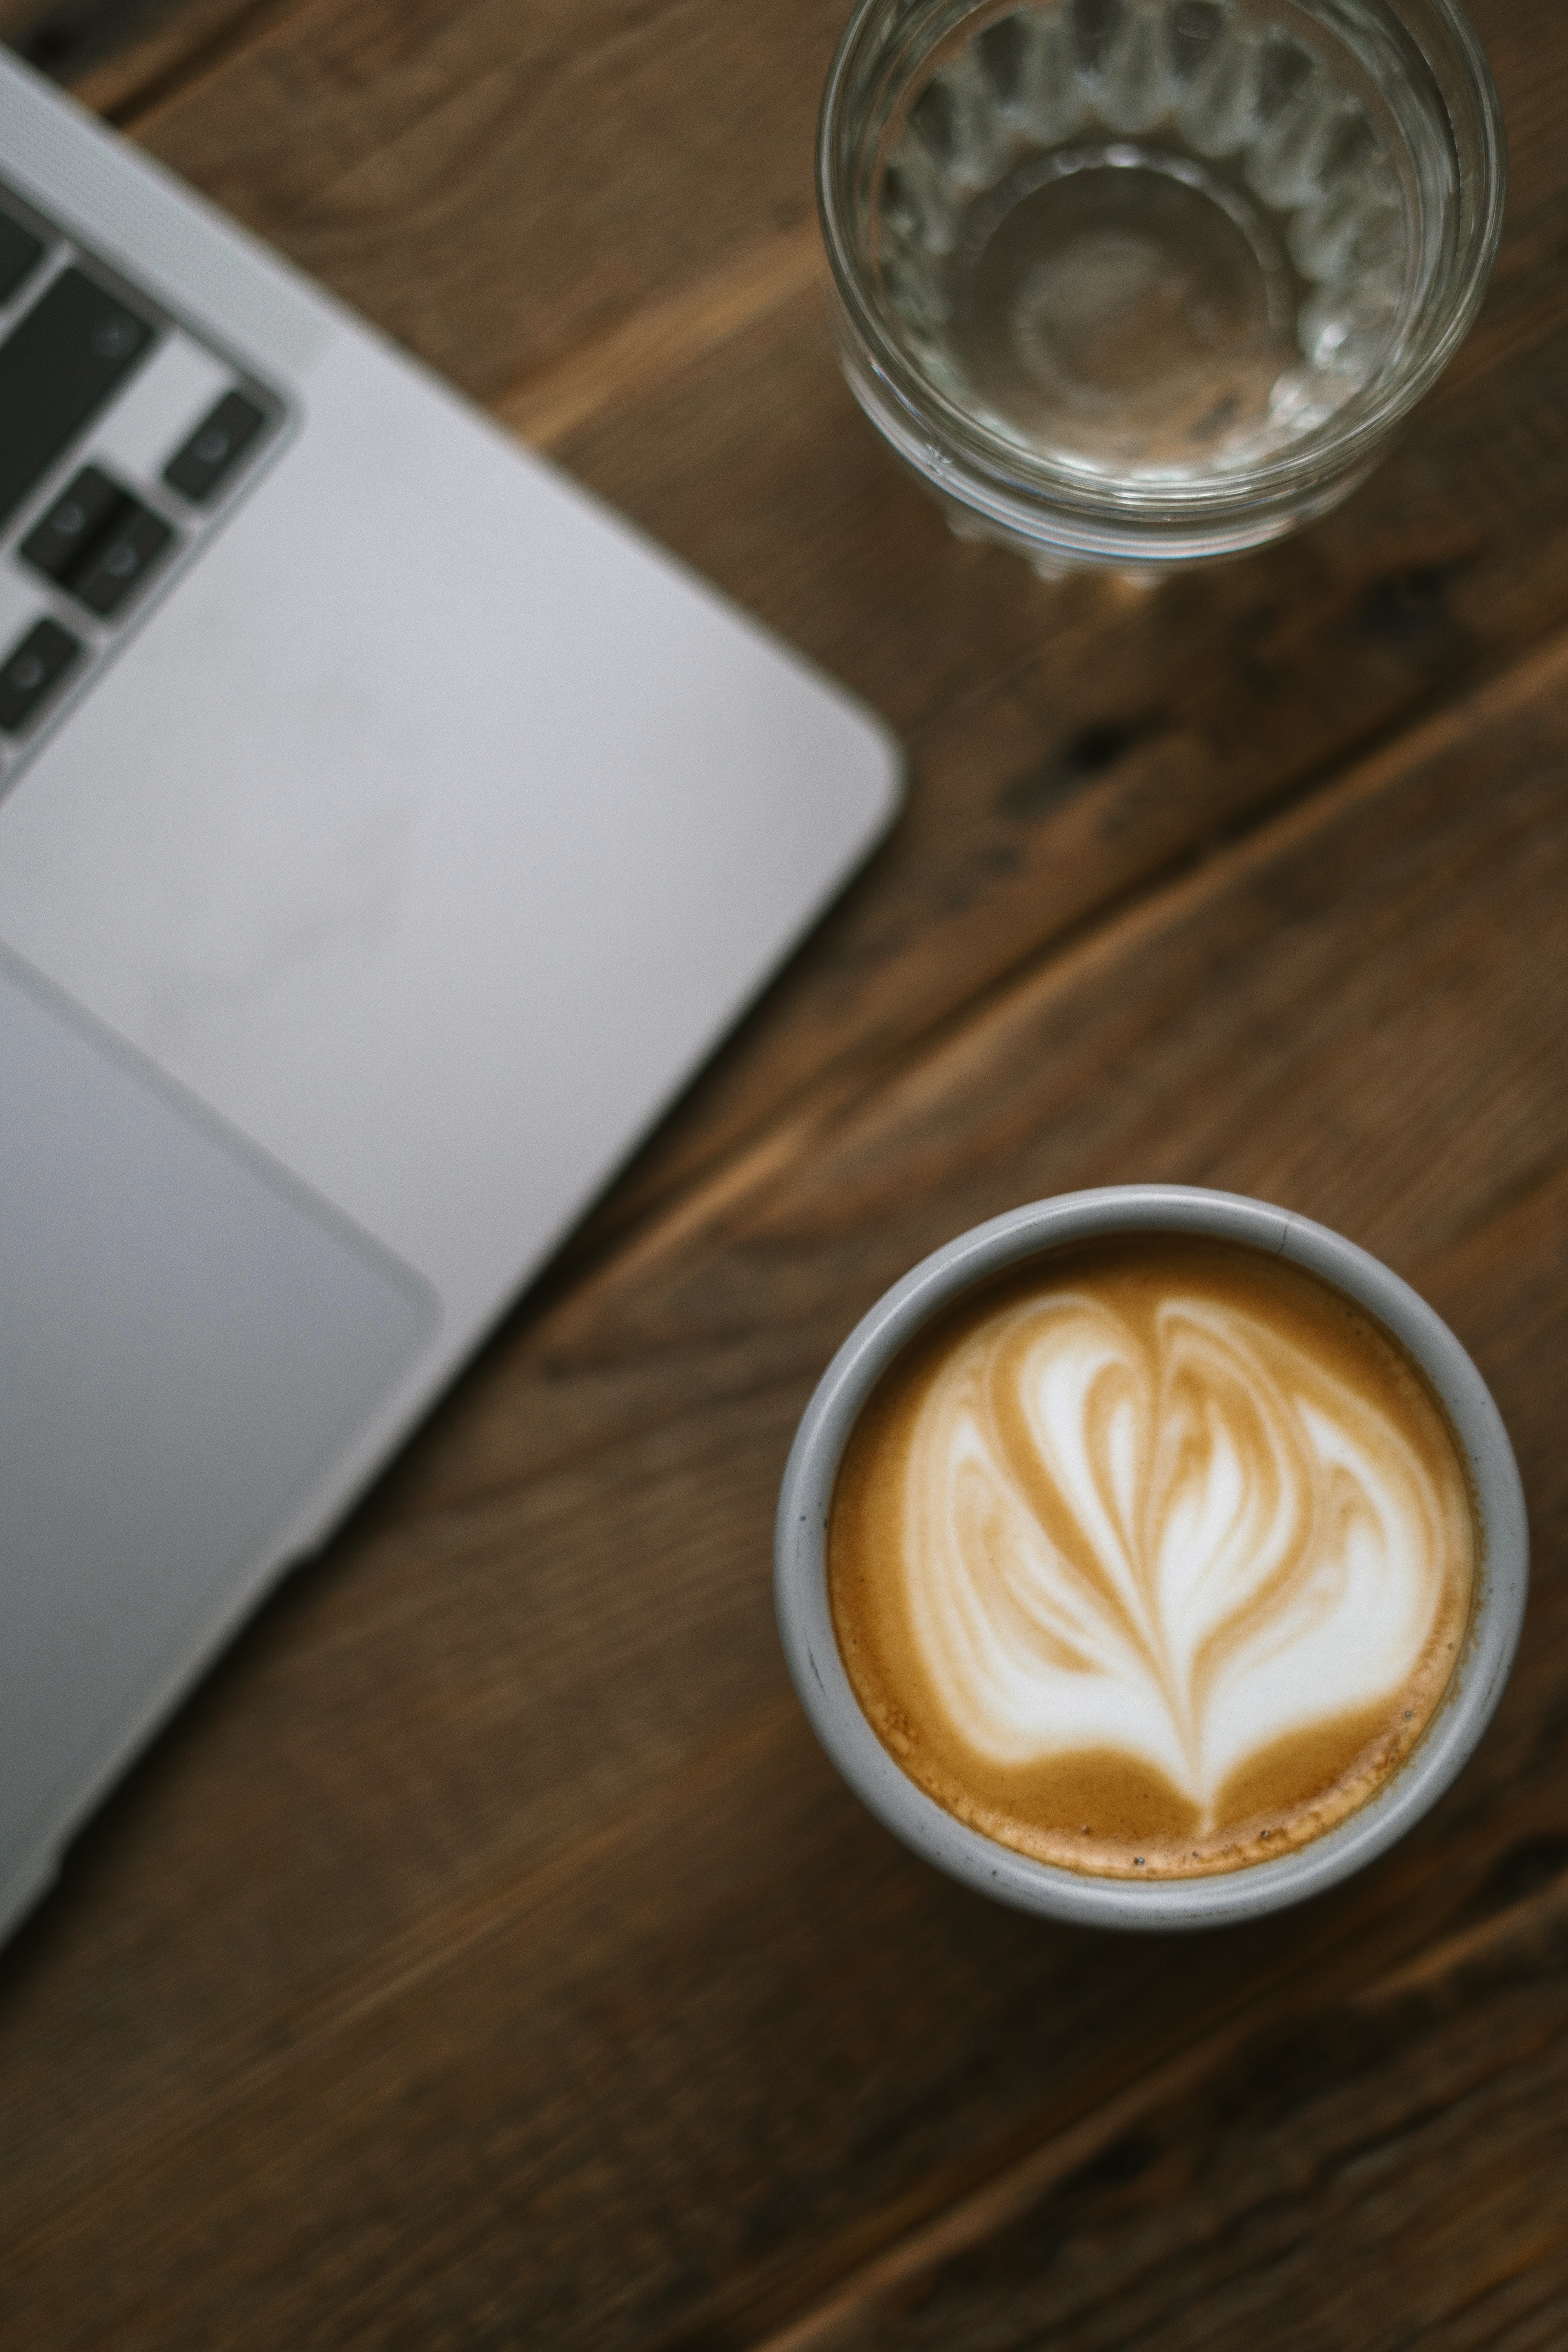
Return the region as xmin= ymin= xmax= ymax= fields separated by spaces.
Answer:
xmin=818 ymin=0 xmax=1504 ymax=569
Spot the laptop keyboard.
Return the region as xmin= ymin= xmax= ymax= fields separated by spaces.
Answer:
xmin=0 ymin=268 xmax=156 ymax=526
xmin=0 ymin=206 xmax=42 ymax=302
xmin=0 ymin=177 xmax=285 ymax=781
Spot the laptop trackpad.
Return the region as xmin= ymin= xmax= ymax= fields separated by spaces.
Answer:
xmin=0 ymin=951 xmax=437 ymax=1914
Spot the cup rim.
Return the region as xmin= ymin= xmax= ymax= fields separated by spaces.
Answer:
xmin=774 ymin=1187 xmax=1529 ymax=1930
xmin=816 ymin=0 xmax=1509 ymax=531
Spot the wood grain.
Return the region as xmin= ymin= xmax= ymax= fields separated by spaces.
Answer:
xmin=2 ymin=613 xmax=1566 ymax=2350
xmin=2 ymin=0 xmax=1567 ymax=2344
xmin=761 ymin=1868 xmax=1568 ymax=2352
xmin=100 ymin=0 xmax=1568 ymax=1278
xmin=0 ymin=0 xmax=301 ymax=116
xmin=15 ymin=0 xmax=1568 ymax=1274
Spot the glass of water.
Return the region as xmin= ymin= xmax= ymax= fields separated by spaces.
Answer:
xmin=818 ymin=0 xmax=1505 ymax=571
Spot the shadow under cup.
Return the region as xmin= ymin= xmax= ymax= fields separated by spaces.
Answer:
xmin=774 ymin=1188 xmax=1528 ymax=1930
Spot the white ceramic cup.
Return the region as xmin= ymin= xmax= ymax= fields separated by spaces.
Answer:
xmin=774 ymin=1187 xmax=1528 ymax=1931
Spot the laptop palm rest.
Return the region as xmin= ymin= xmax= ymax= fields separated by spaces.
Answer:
xmin=0 ymin=950 xmax=436 ymax=1933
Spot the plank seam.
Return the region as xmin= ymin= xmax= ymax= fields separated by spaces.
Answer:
xmin=735 ymin=1866 xmax=1568 ymax=2352
xmin=535 ymin=618 xmax=1568 ymax=1335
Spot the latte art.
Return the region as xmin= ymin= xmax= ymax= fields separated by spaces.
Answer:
xmin=909 ymin=1298 xmax=1448 ymax=1804
xmin=830 ymin=1238 xmax=1476 ymax=1877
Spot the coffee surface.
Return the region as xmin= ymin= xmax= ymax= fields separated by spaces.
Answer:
xmin=829 ymin=1235 xmax=1477 ymax=1878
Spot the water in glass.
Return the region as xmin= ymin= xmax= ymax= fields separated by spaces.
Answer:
xmin=876 ymin=0 xmax=1431 ymax=482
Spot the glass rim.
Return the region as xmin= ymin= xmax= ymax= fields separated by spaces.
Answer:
xmin=817 ymin=0 xmax=1508 ymax=522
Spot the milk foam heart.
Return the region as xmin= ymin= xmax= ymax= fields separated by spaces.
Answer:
xmin=829 ymin=1237 xmax=1476 ymax=1878
xmin=905 ymin=1294 xmax=1448 ymax=1800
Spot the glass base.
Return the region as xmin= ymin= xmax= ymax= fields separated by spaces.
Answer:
xmin=878 ymin=0 xmax=1412 ymax=486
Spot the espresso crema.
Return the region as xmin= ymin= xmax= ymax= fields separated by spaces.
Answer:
xmin=829 ymin=1235 xmax=1477 ymax=1878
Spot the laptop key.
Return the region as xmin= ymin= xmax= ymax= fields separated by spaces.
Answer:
xmin=0 ymin=618 xmax=82 ymax=734
xmin=0 ymin=211 xmax=45 ymax=306
xmin=164 ymin=389 xmax=269 ymax=502
xmin=69 ymin=503 xmax=176 ymax=617
xmin=0 ymin=269 xmax=156 ymax=533
xmin=20 ymin=465 xmax=127 ymax=583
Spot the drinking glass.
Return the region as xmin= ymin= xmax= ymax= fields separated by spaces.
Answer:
xmin=818 ymin=0 xmax=1506 ymax=572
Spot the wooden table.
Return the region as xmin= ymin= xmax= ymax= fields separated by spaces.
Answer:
xmin=4 ymin=0 xmax=1567 ymax=2343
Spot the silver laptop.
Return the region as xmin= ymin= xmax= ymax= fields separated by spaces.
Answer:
xmin=0 ymin=52 xmax=900 ymax=1942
